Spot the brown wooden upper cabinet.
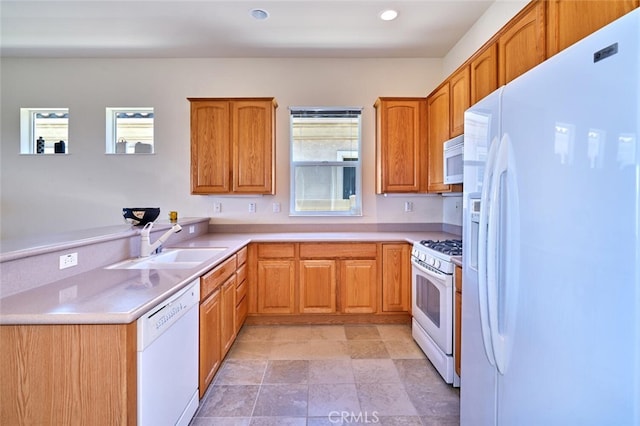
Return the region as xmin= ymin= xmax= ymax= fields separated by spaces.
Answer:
xmin=546 ymin=0 xmax=639 ymax=57
xmin=374 ymin=97 xmax=427 ymax=193
xmin=426 ymin=83 xmax=463 ymax=194
xmin=470 ymin=43 xmax=498 ymax=105
xmin=449 ymin=65 xmax=471 ymax=138
xmin=189 ymin=98 xmax=277 ymax=195
xmin=498 ymin=0 xmax=546 ymax=85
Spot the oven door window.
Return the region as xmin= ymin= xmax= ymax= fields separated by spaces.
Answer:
xmin=416 ymin=274 xmax=441 ymax=328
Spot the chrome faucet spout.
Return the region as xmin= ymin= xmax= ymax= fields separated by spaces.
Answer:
xmin=140 ymin=222 xmax=182 ymax=257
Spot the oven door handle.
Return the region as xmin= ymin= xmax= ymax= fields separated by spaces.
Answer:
xmin=411 ymin=260 xmax=450 ymax=283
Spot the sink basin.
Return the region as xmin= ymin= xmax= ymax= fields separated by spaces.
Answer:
xmin=106 ymin=248 xmax=228 ymax=270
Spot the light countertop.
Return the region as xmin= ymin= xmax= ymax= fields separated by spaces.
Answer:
xmin=0 ymin=230 xmax=456 ymax=325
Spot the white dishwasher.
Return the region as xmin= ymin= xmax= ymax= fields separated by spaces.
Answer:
xmin=137 ymin=279 xmax=200 ymax=426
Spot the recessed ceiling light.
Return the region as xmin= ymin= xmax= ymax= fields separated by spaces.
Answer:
xmin=379 ymin=9 xmax=398 ymax=21
xmin=250 ymin=8 xmax=270 ymax=21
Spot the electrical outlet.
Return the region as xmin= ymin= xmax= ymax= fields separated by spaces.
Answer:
xmin=249 ymin=203 xmax=257 ymax=213
xmin=272 ymin=202 xmax=281 ymax=213
xmin=404 ymin=201 xmax=414 ymax=212
xmin=189 ymin=225 xmax=195 ymax=234
xmin=59 ymin=252 xmax=78 ymax=269
xmin=214 ymin=202 xmax=222 ymax=213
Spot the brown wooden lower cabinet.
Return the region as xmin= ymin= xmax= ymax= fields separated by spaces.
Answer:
xmin=299 ymin=259 xmax=337 ymax=313
xmin=249 ymin=242 xmax=410 ymax=320
xmin=340 ymin=259 xmax=377 ymax=313
xmin=0 ymin=323 xmax=137 ymax=425
xmin=199 ymin=288 xmax=221 ymax=397
xmin=256 ymin=259 xmax=296 ymax=314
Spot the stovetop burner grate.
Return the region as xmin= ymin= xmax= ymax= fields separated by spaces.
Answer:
xmin=419 ymin=239 xmax=462 ymax=256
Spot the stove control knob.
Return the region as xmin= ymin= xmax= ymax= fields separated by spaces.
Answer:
xmin=434 ymin=259 xmax=441 ymax=269
xmin=419 ymin=253 xmax=426 ymax=262
xmin=428 ymin=257 xmax=435 ymax=266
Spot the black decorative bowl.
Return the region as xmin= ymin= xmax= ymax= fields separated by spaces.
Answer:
xmin=122 ymin=207 xmax=160 ymax=226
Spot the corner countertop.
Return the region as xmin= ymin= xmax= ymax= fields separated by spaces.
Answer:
xmin=0 ymin=229 xmax=457 ymax=326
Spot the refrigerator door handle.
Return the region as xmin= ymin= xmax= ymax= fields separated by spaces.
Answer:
xmin=487 ymin=133 xmax=509 ymax=375
xmin=478 ymin=134 xmax=500 ymax=367
xmin=487 ymin=133 xmax=520 ymax=376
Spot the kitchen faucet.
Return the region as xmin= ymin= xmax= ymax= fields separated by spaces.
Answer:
xmin=140 ymin=222 xmax=182 ymax=257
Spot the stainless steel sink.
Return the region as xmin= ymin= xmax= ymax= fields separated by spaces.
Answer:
xmin=106 ymin=248 xmax=227 ymax=270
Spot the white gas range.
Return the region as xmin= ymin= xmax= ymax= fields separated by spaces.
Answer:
xmin=411 ymin=239 xmax=462 ymax=387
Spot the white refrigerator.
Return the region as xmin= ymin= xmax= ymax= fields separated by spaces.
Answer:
xmin=461 ymin=8 xmax=639 ymax=426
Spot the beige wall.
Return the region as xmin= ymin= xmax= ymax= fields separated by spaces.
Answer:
xmin=442 ymin=0 xmax=529 ymax=78
xmin=0 ymin=58 xmax=444 ymax=240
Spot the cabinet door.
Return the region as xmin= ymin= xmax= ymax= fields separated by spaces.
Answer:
xmin=546 ymin=0 xmax=638 ymax=57
xmin=232 ymin=100 xmax=276 ymax=194
xmin=449 ymin=66 xmax=470 ymax=138
xmin=221 ymin=275 xmax=237 ymax=357
xmin=299 ymin=260 xmax=337 ymax=313
xmin=470 ymin=43 xmax=498 ymax=105
xmin=190 ymin=100 xmax=231 ymax=194
xmin=374 ymin=98 xmax=426 ymax=193
xmin=498 ymin=0 xmax=546 ymax=85
xmin=257 ymin=260 xmax=296 ymax=314
xmin=199 ymin=289 xmax=221 ymax=398
xmin=340 ymin=259 xmax=377 ymax=314
xmin=381 ymin=243 xmax=411 ymax=312
xmin=427 ymin=84 xmax=451 ymax=193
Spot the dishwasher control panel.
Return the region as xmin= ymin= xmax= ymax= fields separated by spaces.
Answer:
xmin=137 ymin=279 xmax=200 ymax=350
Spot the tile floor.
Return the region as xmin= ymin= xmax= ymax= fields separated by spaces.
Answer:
xmin=190 ymin=324 xmax=460 ymax=426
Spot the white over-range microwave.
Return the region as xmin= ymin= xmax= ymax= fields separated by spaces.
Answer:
xmin=443 ymin=134 xmax=464 ymax=184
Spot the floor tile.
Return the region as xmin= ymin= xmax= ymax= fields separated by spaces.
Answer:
xmin=263 ymin=360 xmax=308 ymax=384
xmin=347 ymin=340 xmax=390 ymax=359
xmin=192 ymin=324 xmax=460 ymax=425
xmin=196 ymin=385 xmax=259 ymax=417
xmin=308 ymin=383 xmax=361 ymax=416
xmin=252 ymin=384 xmax=308 ymax=417
xmin=403 ymin=383 xmax=460 ymax=417
xmin=249 ymin=417 xmax=307 ymax=426
xmin=351 ymin=359 xmax=401 ymax=383
xmin=308 ymin=359 xmax=355 ymax=384
xmin=190 ymin=417 xmax=251 ymax=426
xmin=344 ymin=324 xmax=381 ymax=340
xmin=236 ymin=325 xmax=278 ymax=342
xmin=376 ymin=324 xmax=414 ymax=341
xmin=384 ymin=339 xmax=427 ymax=359
xmin=226 ymin=340 xmax=272 ymax=360
xmin=271 ymin=340 xmax=350 ymax=360
xmin=214 ymin=359 xmax=267 ymax=385
xmin=273 ymin=324 xmax=346 ymax=341
xmin=356 ymin=383 xmax=418 ymax=416
xmin=394 ymin=359 xmax=445 ymax=387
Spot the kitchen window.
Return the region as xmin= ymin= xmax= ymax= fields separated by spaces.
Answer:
xmin=290 ymin=107 xmax=362 ymax=216
xmin=105 ymin=107 xmax=154 ymax=154
xmin=19 ymin=108 xmax=69 ymax=154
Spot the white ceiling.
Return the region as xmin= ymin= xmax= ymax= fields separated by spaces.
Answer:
xmin=0 ymin=0 xmax=495 ymax=58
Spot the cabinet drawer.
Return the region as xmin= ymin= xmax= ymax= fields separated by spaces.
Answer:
xmin=257 ymin=243 xmax=295 ymax=258
xmin=236 ymin=277 xmax=247 ymax=303
xmin=201 ymin=255 xmax=237 ymax=300
xmin=236 ymin=262 xmax=247 ymax=284
xmin=236 ymin=295 xmax=248 ymax=328
xmin=300 ymin=243 xmax=377 ymax=259
xmin=237 ymin=246 xmax=248 ymax=266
